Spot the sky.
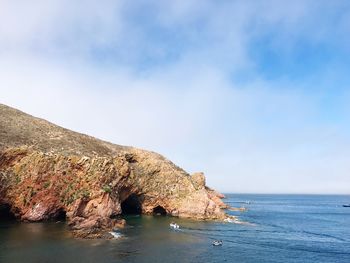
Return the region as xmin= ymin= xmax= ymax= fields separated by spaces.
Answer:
xmin=0 ymin=0 xmax=350 ymax=194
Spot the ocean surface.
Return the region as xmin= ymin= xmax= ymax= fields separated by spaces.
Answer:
xmin=1 ymin=194 xmax=349 ymax=263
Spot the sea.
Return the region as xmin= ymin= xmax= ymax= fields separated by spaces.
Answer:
xmin=1 ymin=194 xmax=349 ymax=263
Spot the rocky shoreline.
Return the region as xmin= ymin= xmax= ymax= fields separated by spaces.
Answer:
xmin=0 ymin=104 xmax=228 ymax=238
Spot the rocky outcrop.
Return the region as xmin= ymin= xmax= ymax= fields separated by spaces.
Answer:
xmin=0 ymin=104 xmax=227 ymax=238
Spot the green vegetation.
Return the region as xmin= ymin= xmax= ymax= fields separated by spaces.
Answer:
xmin=102 ymin=185 xmax=112 ymax=193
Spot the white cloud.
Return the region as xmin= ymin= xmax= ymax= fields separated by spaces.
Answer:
xmin=0 ymin=0 xmax=124 ymax=55
xmin=0 ymin=1 xmax=349 ymax=194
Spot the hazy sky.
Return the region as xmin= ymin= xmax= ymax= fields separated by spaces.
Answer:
xmin=1 ymin=0 xmax=350 ymax=194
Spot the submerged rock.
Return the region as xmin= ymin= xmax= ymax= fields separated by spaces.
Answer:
xmin=0 ymin=103 xmax=227 ymax=238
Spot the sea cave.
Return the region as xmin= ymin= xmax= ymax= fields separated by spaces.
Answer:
xmin=0 ymin=204 xmax=15 ymax=221
xmin=152 ymin=205 xmax=167 ymax=216
xmin=121 ymin=194 xmax=142 ymax=215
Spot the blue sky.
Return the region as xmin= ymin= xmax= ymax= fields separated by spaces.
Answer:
xmin=0 ymin=0 xmax=350 ymax=193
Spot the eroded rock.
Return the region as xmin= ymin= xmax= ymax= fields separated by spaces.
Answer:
xmin=0 ymin=103 xmax=227 ymax=238
xmin=191 ymin=172 xmax=206 ymax=190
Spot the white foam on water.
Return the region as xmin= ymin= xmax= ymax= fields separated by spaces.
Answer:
xmin=223 ymin=218 xmax=234 ymax=223
xmin=223 ymin=217 xmax=255 ymax=226
xmin=109 ymin=231 xmax=122 ymax=239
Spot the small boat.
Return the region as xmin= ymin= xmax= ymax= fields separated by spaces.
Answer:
xmin=170 ymin=222 xmax=179 ymax=230
xmin=212 ymin=240 xmax=223 ymax=246
xmin=343 ymin=204 xmax=350 ymax=207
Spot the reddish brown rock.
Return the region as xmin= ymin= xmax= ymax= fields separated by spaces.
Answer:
xmin=191 ymin=172 xmax=206 ymax=190
xmin=0 ymin=103 xmax=227 ymax=238
xmin=207 ymin=188 xmax=228 ymax=209
xmin=68 ymin=216 xmax=123 ymax=239
xmin=22 ymin=195 xmax=62 ymax=221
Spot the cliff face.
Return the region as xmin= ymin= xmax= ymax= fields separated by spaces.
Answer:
xmin=0 ymin=104 xmax=226 ymax=238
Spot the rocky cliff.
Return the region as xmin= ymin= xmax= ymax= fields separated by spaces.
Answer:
xmin=0 ymin=104 xmax=227 ymax=238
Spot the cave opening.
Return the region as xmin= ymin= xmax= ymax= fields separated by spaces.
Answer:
xmin=152 ymin=206 xmax=167 ymax=216
xmin=0 ymin=204 xmax=16 ymax=221
xmin=121 ymin=194 xmax=142 ymax=215
xmin=54 ymin=208 xmax=67 ymax=221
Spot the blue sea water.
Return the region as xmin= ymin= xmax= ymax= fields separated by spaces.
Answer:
xmin=1 ymin=194 xmax=349 ymax=263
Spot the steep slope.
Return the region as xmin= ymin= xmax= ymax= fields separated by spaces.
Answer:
xmin=0 ymin=103 xmax=127 ymax=156
xmin=0 ymin=104 xmax=227 ymax=238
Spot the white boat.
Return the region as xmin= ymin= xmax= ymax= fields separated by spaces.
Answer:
xmin=212 ymin=240 xmax=223 ymax=246
xmin=169 ymin=222 xmax=179 ymax=230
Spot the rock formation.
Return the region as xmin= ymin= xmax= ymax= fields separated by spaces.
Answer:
xmin=0 ymin=104 xmax=227 ymax=238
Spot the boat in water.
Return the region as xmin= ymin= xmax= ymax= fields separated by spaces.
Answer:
xmin=212 ymin=240 xmax=223 ymax=246
xmin=343 ymin=204 xmax=350 ymax=207
xmin=169 ymin=222 xmax=180 ymax=230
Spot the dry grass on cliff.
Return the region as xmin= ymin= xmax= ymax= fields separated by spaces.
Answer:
xmin=0 ymin=103 xmax=129 ymax=156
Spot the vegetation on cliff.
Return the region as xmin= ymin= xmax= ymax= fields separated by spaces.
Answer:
xmin=0 ymin=104 xmax=227 ymax=238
